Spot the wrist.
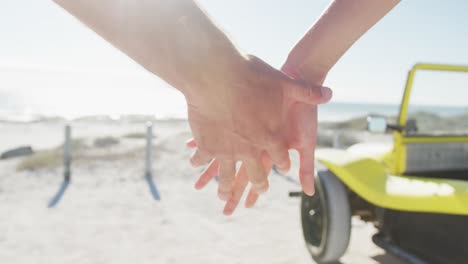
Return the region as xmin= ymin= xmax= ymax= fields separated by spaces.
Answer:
xmin=182 ymin=51 xmax=249 ymax=102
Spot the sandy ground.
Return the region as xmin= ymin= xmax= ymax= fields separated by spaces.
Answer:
xmin=0 ymin=121 xmax=404 ymax=264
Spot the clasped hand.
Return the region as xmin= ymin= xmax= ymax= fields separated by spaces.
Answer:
xmin=183 ymin=55 xmax=332 ymax=215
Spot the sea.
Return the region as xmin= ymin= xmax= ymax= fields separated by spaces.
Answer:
xmin=2 ymin=98 xmax=465 ymax=123
xmin=0 ymin=99 xmax=442 ymax=122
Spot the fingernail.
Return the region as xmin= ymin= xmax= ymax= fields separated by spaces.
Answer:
xmin=245 ymin=197 xmax=257 ymax=208
xmin=223 ymin=210 xmax=233 ymax=216
xmin=254 ymin=182 xmax=269 ymax=194
xmin=218 ymin=190 xmax=231 ymax=201
xmin=304 ymin=187 xmax=315 ymax=196
xmin=320 ymin=87 xmax=332 ymax=100
xmin=194 ymin=180 xmax=203 ymax=189
xmin=223 ymin=201 xmax=235 ymax=215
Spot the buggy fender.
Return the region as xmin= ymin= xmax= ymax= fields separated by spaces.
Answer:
xmin=315 ymin=148 xmax=468 ymax=215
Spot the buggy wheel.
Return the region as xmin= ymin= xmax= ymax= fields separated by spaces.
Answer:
xmin=301 ymin=170 xmax=351 ymax=263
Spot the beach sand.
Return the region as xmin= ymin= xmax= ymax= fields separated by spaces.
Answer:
xmin=0 ymin=120 xmax=403 ymax=264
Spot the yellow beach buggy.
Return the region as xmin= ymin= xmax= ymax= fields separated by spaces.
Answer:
xmin=300 ymin=64 xmax=468 ymax=264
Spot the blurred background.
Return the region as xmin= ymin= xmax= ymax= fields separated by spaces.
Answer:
xmin=2 ymin=0 xmax=468 ymax=121
xmin=1 ymin=0 xmax=467 ymax=263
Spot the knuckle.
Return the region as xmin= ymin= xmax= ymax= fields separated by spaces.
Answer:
xmin=218 ymin=190 xmax=230 ymax=201
xmin=250 ymin=176 xmax=266 ymax=186
xmin=236 ymin=150 xmax=254 ymax=162
xmin=277 ymin=159 xmax=290 ymax=168
xmin=253 ymin=180 xmax=269 ymax=193
xmin=218 ymin=183 xmax=232 ymax=191
xmin=218 ymin=177 xmax=233 ymax=187
xmin=200 ymin=147 xmax=214 ymax=158
xmin=266 ymin=132 xmax=280 ymax=146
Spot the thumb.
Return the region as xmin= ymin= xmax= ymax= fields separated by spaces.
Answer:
xmin=282 ymin=80 xmax=332 ymax=105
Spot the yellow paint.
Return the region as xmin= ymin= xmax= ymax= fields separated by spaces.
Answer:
xmin=397 ymin=63 xmax=468 ymax=126
xmin=318 ymin=63 xmax=468 ymax=215
xmin=393 ymin=63 xmax=468 ymax=175
xmin=316 ymin=149 xmax=468 ymax=215
xmin=391 ymin=132 xmax=404 ymax=174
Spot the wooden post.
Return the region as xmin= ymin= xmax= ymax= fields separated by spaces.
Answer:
xmin=333 ymin=132 xmax=342 ymax=149
xmin=144 ymin=122 xmax=160 ymax=200
xmin=145 ymin=122 xmax=152 ymax=177
xmin=64 ymin=124 xmax=71 ymax=181
xmin=48 ymin=124 xmax=72 ymax=207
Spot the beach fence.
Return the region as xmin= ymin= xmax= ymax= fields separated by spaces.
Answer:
xmin=48 ymin=122 xmax=161 ymax=207
xmin=48 ymin=124 xmax=72 ymax=208
xmin=145 ymin=122 xmax=161 ymax=201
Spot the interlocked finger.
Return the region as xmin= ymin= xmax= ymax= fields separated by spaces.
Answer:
xmin=244 ymin=188 xmax=259 ymax=208
xmin=267 ymin=142 xmax=291 ymax=174
xmin=217 ymin=160 xmax=236 ymax=201
xmin=298 ymin=148 xmax=315 ymax=196
xmin=223 ymin=165 xmax=249 ymax=215
xmin=244 ymin=156 xmax=269 ymax=194
xmin=194 ymin=159 xmax=219 ymax=189
xmin=190 ymin=148 xmax=212 ymax=167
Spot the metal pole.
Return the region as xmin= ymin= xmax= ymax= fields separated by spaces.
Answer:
xmin=333 ymin=132 xmax=342 ymax=149
xmin=145 ymin=122 xmax=152 ymax=177
xmin=144 ymin=121 xmax=160 ymax=200
xmin=48 ymin=124 xmax=72 ymax=207
xmin=64 ymin=124 xmax=71 ymax=181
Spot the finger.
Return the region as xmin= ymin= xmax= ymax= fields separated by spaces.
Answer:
xmin=223 ymin=165 xmax=249 ymax=215
xmin=261 ymin=151 xmax=273 ymax=175
xmin=244 ymin=157 xmax=269 ymax=194
xmin=244 ymin=188 xmax=260 ymax=208
xmin=194 ymin=159 xmax=219 ymax=189
xmin=244 ymin=153 xmax=269 ymax=209
xmin=190 ymin=149 xmax=212 ymax=167
xmin=267 ymin=143 xmax=290 ymax=174
xmin=298 ymin=148 xmax=315 ymax=196
xmin=186 ymin=138 xmax=197 ymax=148
xmin=282 ymin=81 xmax=332 ymax=105
xmin=217 ymin=160 xmax=236 ymax=201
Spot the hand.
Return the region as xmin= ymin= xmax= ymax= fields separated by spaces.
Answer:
xmin=280 ymin=63 xmax=327 ymax=196
xmin=186 ymin=56 xmax=331 ymax=214
xmin=228 ymin=65 xmax=328 ymax=215
xmin=186 ymin=139 xmax=270 ymax=212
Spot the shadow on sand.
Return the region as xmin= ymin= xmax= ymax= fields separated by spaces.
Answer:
xmin=48 ymin=179 xmax=70 ymax=208
xmin=145 ymin=174 xmax=161 ymax=201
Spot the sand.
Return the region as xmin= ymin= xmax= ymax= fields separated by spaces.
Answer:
xmin=0 ymin=120 xmax=403 ymax=264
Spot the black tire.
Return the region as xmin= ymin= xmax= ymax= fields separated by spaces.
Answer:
xmin=301 ymin=170 xmax=351 ymax=263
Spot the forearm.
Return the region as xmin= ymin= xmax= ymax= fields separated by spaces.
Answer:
xmin=283 ymin=0 xmax=400 ymax=84
xmin=53 ymin=0 xmax=245 ymax=95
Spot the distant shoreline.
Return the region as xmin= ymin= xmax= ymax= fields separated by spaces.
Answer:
xmin=0 ymin=114 xmax=189 ymax=124
xmin=1 ymin=101 xmax=467 ymax=125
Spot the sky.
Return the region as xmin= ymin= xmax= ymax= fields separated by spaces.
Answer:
xmin=1 ymin=0 xmax=468 ymax=118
